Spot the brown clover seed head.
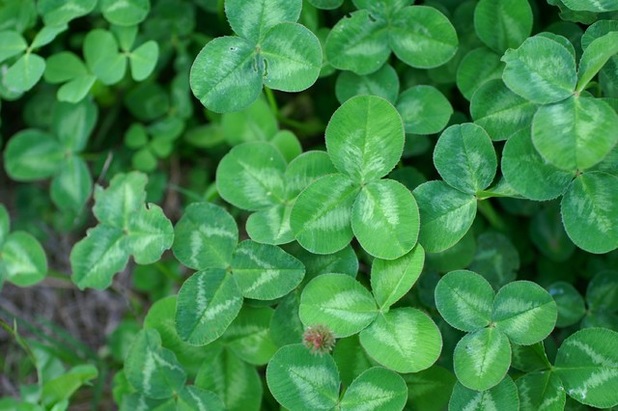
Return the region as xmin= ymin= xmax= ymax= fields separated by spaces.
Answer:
xmin=302 ymin=324 xmax=336 ymax=355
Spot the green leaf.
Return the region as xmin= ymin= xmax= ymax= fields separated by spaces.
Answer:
xmin=261 ymin=23 xmax=322 ymax=92
xmin=50 ymin=156 xmax=92 ymax=213
xmin=532 ymin=96 xmax=618 ymax=171
xmin=453 ymin=328 xmax=511 ymax=391
xmin=493 ymin=281 xmax=557 ymax=345
xmin=291 ymin=174 xmax=359 ymax=255
xmin=2 ymin=231 xmax=47 ymax=286
xmin=470 ymin=79 xmax=537 ymax=141
xmin=371 ymin=244 xmax=425 ymax=309
xmin=270 ymin=130 xmax=302 ymax=162
xmin=435 ymin=270 xmax=495 ymax=332
xmin=216 ymin=142 xmax=287 ymax=211
xmin=474 ymin=0 xmax=532 ymax=53
xmin=469 ymin=232 xmax=520 ymax=290
xmin=52 ymin=99 xmax=97 ymax=152
xmin=351 ymin=179 xmax=419 ymax=260
xmin=101 ymin=0 xmax=150 ymax=26
xmin=390 ymin=6 xmax=458 ymax=69
xmin=326 ymin=95 xmax=404 ymax=183
xmin=340 ymin=367 xmax=407 ymax=411
xmin=325 ymin=10 xmax=390 ymax=75
xmin=577 ymin=32 xmax=618 ymax=93
xmin=5 ymin=52 xmax=45 ymax=92
xmin=37 ymin=0 xmax=96 ymax=25
xmin=290 ymin=243 xmax=359 ymax=284
xmin=586 ymin=270 xmax=618 ymax=313
xmin=449 ymin=376 xmax=519 ymax=411
xmin=332 ymin=335 xmax=373 ymax=387
xmin=404 ymin=366 xmax=457 ymax=411
xmin=30 ymin=24 xmax=67 ymax=49
xmin=561 ymin=0 xmax=618 ymax=11
xmin=129 ymin=40 xmax=159 ymax=81
xmin=0 ymin=31 xmax=27 ymax=63
xmin=531 ymin=206 xmax=576 ymax=262
xmin=189 ymin=36 xmax=262 ymax=113
xmin=231 ymin=240 xmax=305 ymax=300
xmin=308 ymin=0 xmax=343 ymax=9
xmin=70 ymin=225 xmax=129 ymax=289
xmin=172 ymin=202 xmax=238 ymax=270
xmin=285 ymin=151 xmax=337 ymax=199
xmin=359 ymin=308 xmax=442 ymax=373
xmin=561 ymin=172 xmax=618 ymax=254
xmin=501 ymin=34 xmax=576 ymax=104
xmin=221 ymin=97 xmax=277 ymax=145
xmin=555 ymin=328 xmax=618 ymax=408
xmin=41 ymin=364 xmax=98 ymax=408
xmin=396 ymin=85 xmax=453 ymax=135
xmin=246 ymin=204 xmax=294 ymax=245
xmin=266 ymin=344 xmax=340 ymax=411
xmin=177 ymin=386 xmax=225 ymax=411
xmin=502 ymin=129 xmax=575 ymax=201
xmin=126 ymin=203 xmax=175 ymax=265
xmin=225 ymin=0 xmax=301 ymax=41
xmin=124 ymin=329 xmax=186 ymax=399
xmin=195 ymin=349 xmax=262 ymax=411
xmin=83 ymin=29 xmax=126 ymax=85
xmin=511 ymin=342 xmax=552 ymax=372
xmin=335 ymin=64 xmax=400 ymax=104
xmin=433 ymin=123 xmax=497 ymax=194
xmin=0 ymin=205 xmax=8 ymax=246
xmin=57 ymin=75 xmax=96 ymax=103
xmin=175 ymin=269 xmax=243 ymax=346
xmin=516 ymin=371 xmax=566 ymax=411
xmin=299 ymin=273 xmax=378 ymax=337
xmin=223 ymin=306 xmax=277 ymax=365
xmin=457 ymin=48 xmax=504 ymax=101
xmin=270 ymin=291 xmax=304 ymax=347
xmin=413 ymin=181 xmax=477 ymax=253
xmin=3 ymin=130 xmax=64 ymax=181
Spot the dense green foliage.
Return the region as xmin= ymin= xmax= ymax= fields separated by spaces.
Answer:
xmin=1 ymin=0 xmax=618 ymax=410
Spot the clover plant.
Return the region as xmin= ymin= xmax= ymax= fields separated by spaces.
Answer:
xmin=1 ymin=0 xmax=618 ymax=410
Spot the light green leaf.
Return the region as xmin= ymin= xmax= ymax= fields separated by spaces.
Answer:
xmin=189 ymin=36 xmax=262 ymax=113
xmin=351 ymin=179 xmax=419 ymax=260
xmin=532 ymin=96 xmax=618 ymax=171
xmin=101 ymin=0 xmax=150 ymax=26
xmin=3 ymin=130 xmax=64 ymax=181
xmin=413 ymin=181 xmax=477 ymax=253
xmin=70 ymin=225 xmax=129 ymax=289
xmin=285 ymin=151 xmax=337 ymax=199
xmin=246 ymin=204 xmax=294 ymax=245
xmin=175 ymin=269 xmax=243 ymax=346
xmin=83 ymin=29 xmax=126 ymax=85
xmin=435 ymin=270 xmax=495 ymax=332
xmin=0 ymin=205 xmax=8 ymax=246
xmin=270 ymin=130 xmax=302 ymax=162
xmin=453 ymin=328 xmax=512 ymax=391
xmin=502 ymin=129 xmax=575 ymax=201
xmin=177 ymin=386 xmax=225 ymax=411
xmin=502 ymin=34 xmax=576 ymax=104
xmin=231 ymin=240 xmax=305 ymax=300
xmin=225 ymin=0 xmax=301 ymax=41
xmin=172 ymin=202 xmax=238 ymax=270
xmin=0 ymin=31 xmax=26 ymax=63
xmin=474 ymin=0 xmax=533 ymax=53
xmin=561 ymin=171 xmax=618 ymax=254
xmin=291 ymin=174 xmax=359 ymax=255
xmin=216 ymin=142 xmax=287 ymax=211
xmin=390 ymin=6 xmax=458 ymax=69
xmin=2 ymin=231 xmax=47 ymax=287
xmin=91 ymin=171 xmax=145 ymax=226
xmin=493 ymin=281 xmax=557 ymax=345
xmin=449 ymin=376 xmax=519 ymax=411
xmin=371 ymin=244 xmax=425 ymax=309
xmin=340 ymin=367 xmax=407 ymax=411
xmin=50 ymin=156 xmax=92 ymax=213
xmin=5 ymin=52 xmax=45 ymax=92
xmin=289 ymin=243 xmax=359 ymax=284
xmin=222 ymin=306 xmax=277 ymax=365
xmin=470 ymin=79 xmax=537 ymax=141
xmin=30 ymin=24 xmax=67 ymax=49
xmin=555 ymin=328 xmax=618 ymax=408
xmin=548 ymin=282 xmax=586 ymax=328
xmin=57 ymin=74 xmax=95 ymax=103
xmin=396 ymin=85 xmax=453 ymax=135
xmin=52 ymin=99 xmax=97 ymax=152
xmin=577 ymin=32 xmax=618 ymax=92
xmin=325 ymin=10 xmax=390 ymax=75
xmin=37 ymin=0 xmax=96 ymax=25
xmin=126 ymin=203 xmax=174 ymax=265
xmin=195 ymin=349 xmax=262 ymax=411
xmin=561 ymin=0 xmax=618 ymax=11
xmin=124 ymin=329 xmax=186 ymax=399
xmin=266 ymin=344 xmax=340 ymax=411
xmin=359 ymin=308 xmax=442 ymax=373
xmin=261 ymin=23 xmax=322 ymax=92
xmin=270 ymin=291 xmax=304 ymax=347
xmin=516 ymin=371 xmax=566 ymax=411
xmin=457 ymin=48 xmax=504 ymax=101
xmin=129 ymin=40 xmax=159 ymax=81
xmin=335 ymin=63 xmax=400 ymax=104
xmin=433 ymin=123 xmax=497 ymax=194
xmin=41 ymin=364 xmax=98 ymax=408
xmin=220 ymin=97 xmax=277 ymax=145
xmin=299 ymin=273 xmax=378 ymax=337
xmin=326 ymin=95 xmax=404 ymax=183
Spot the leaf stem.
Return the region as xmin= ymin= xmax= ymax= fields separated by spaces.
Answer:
xmin=477 ymin=199 xmax=507 ymax=231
